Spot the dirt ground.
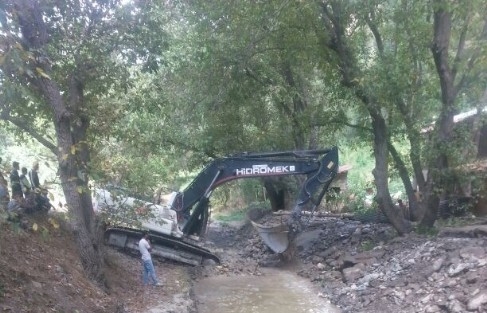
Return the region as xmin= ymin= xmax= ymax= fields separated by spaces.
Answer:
xmin=0 ymin=214 xmax=195 ymax=313
xmin=0 ymin=211 xmax=486 ymax=313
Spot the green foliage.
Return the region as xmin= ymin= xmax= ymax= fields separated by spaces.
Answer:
xmin=210 ymin=179 xmax=271 ymax=222
xmin=137 ymin=0 xmax=345 ymax=156
xmin=213 ymin=210 xmax=247 ymax=223
xmin=360 ymin=240 xmax=376 ymax=252
xmin=1 ymin=0 xmax=486 ymax=230
xmin=414 ymin=225 xmax=439 ymax=237
xmin=0 ymin=128 xmax=8 ymax=156
xmin=341 ymin=145 xmax=375 ymax=188
xmin=239 ymin=180 xmax=267 ymax=205
xmin=436 ymin=215 xmax=475 ymax=228
xmin=210 ymin=180 xmax=268 ymax=213
xmin=0 ymin=0 xmax=175 ymax=197
xmin=213 ymin=201 xmax=271 ymax=223
xmin=349 ymin=194 xmax=377 ymax=215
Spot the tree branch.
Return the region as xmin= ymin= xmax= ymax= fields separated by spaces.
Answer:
xmin=451 ymin=13 xmax=470 ymax=81
xmin=337 ymin=120 xmax=372 ymax=133
xmin=364 ymin=10 xmax=384 ymax=57
xmin=162 ymin=137 xmax=219 ymax=159
xmin=454 ymin=17 xmax=487 ymax=94
xmin=0 ymin=113 xmax=57 ymax=154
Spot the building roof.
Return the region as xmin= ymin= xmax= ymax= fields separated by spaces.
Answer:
xmin=421 ymin=106 xmax=487 ymax=134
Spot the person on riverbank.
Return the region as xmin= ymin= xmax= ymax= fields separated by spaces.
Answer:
xmin=20 ymin=167 xmax=31 ymax=197
xmin=10 ymin=161 xmax=22 ymax=199
xmin=0 ymin=174 xmax=9 ymax=211
xmin=138 ymin=232 xmax=163 ymax=287
xmin=29 ymin=161 xmax=41 ymax=190
xmin=28 ymin=161 xmax=51 ymax=212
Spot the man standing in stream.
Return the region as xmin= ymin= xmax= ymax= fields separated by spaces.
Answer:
xmin=138 ymin=232 xmax=163 ymax=287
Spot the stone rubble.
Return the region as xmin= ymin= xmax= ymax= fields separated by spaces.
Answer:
xmin=203 ymin=215 xmax=487 ymax=313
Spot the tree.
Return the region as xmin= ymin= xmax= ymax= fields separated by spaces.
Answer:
xmin=115 ymin=0 xmax=347 ymax=211
xmin=314 ymin=0 xmax=487 ymax=231
xmin=316 ymin=0 xmax=412 ymax=234
xmin=421 ymin=0 xmax=487 ymax=226
xmin=0 ymin=0 xmax=167 ymax=283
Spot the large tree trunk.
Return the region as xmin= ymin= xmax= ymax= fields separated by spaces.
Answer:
xmin=365 ymin=2 xmax=426 ymax=221
xmin=394 ymin=97 xmax=426 ymax=220
xmin=421 ymin=1 xmax=456 ymax=227
xmin=38 ymin=77 xmax=106 ymax=285
xmin=319 ymin=0 xmax=410 ymax=235
xmin=408 ymin=131 xmax=427 ymax=220
xmin=13 ymin=0 xmax=105 ymax=285
xmin=388 ymin=141 xmax=419 ymax=221
xmin=370 ymin=110 xmax=411 ymax=234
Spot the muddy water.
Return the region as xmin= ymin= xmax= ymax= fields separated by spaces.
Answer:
xmin=193 ymin=268 xmax=340 ymax=313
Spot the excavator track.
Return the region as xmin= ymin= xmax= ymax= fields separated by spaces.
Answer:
xmin=105 ymin=227 xmax=220 ymax=266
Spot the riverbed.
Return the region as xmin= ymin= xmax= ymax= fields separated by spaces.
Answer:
xmin=193 ymin=268 xmax=340 ymax=313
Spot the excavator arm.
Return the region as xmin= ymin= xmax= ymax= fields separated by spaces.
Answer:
xmin=102 ymin=147 xmax=338 ymax=265
xmin=170 ymin=147 xmax=339 ymax=238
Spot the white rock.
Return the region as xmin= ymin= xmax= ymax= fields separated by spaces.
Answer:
xmin=467 ymin=291 xmax=487 ymax=311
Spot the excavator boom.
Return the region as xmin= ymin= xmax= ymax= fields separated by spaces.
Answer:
xmin=99 ymin=147 xmax=338 ymax=265
xmin=171 ymin=147 xmax=339 ymax=239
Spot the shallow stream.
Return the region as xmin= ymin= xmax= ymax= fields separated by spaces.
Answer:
xmin=192 ymin=268 xmax=340 ymax=313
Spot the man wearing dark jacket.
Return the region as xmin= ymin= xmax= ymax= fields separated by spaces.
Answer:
xmin=10 ymin=161 xmax=22 ymax=198
xmin=28 ymin=161 xmax=51 ymax=212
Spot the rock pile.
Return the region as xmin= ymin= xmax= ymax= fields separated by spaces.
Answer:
xmin=206 ymin=215 xmax=487 ymax=313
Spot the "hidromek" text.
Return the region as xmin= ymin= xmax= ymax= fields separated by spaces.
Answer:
xmin=235 ymin=164 xmax=296 ymax=176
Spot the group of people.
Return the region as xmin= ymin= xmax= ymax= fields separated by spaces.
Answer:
xmin=0 ymin=158 xmax=49 ymax=216
xmin=9 ymin=161 xmax=41 ymax=198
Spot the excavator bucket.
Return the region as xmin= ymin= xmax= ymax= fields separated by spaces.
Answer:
xmin=250 ymin=220 xmax=289 ymax=253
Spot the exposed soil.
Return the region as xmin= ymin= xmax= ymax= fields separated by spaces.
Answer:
xmin=0 ymin=214 xmax=194 ymax=313
xmin=1 ymin=211 xmax=486 ymax=313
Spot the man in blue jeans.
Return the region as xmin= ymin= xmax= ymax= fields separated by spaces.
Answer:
xmin=138 ymin=232 xmax=162 ymax=286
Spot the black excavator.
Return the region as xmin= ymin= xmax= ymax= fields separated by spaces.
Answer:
xmin=100 ymin=147 xmax=338 ymax=266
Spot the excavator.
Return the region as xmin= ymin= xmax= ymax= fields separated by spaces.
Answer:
xmin=98 ymin=146 xmax=339 ymax=266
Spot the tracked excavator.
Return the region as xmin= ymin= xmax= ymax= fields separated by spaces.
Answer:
xmin=98 ymin=147 xmax=338 ymax=266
